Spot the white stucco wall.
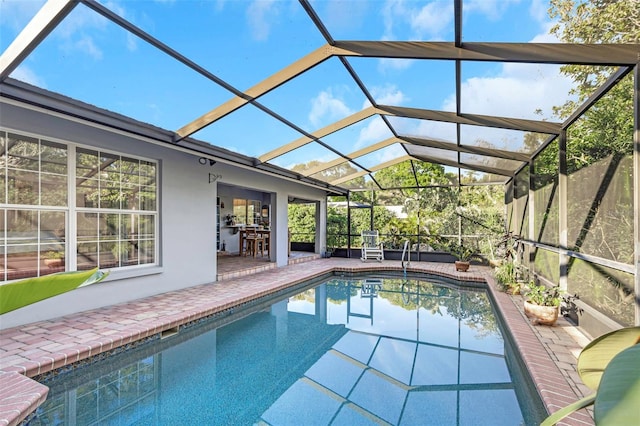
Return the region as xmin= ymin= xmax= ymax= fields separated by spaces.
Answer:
xmin=0 ymin=100 xmax=328 ymax=327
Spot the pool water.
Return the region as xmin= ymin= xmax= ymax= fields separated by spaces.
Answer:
xmin=29 ymin=275 xmax=545 ymax=425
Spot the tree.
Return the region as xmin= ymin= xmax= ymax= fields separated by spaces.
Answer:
xmin=543 ymin=0 xmax=638 ymax=325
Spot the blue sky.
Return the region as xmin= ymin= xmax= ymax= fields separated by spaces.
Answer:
xmin=1 ymin=0 xmax=576 ymax=179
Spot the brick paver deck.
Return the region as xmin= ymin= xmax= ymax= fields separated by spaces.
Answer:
xmin=0 ymin=258 xmax=593 ymax=425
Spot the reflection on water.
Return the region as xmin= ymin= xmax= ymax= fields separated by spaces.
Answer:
xmin=30 ymin=276 xmax=543 ymax=425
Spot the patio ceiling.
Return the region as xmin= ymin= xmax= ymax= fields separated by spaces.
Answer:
xmin=1 ymin=0 xmax=638 ymax=193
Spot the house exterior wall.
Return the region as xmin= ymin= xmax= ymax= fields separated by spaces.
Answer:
xmin=0 ymin=99 xmax=327 ymax=327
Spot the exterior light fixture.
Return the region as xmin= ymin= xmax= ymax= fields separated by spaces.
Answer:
xmin=199 ymin=157 xmax=216 ymax=166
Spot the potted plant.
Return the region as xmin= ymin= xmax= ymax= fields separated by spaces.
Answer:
xmin=42 ymin=250 xmax=65 ymax=268
xmin=523 ymin=283 xmax=561 ymax=325
xmin=425 ymin=235 xmax=477 ymax=272
xmin=446 ymin=240 xmax=477 ymax=272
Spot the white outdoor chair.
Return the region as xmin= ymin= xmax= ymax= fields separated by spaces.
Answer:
xmin=361 ymin=230 xmax=384 ymax=262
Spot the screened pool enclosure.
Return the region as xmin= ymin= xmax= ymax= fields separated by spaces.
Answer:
xmin=1 ymin=0 xmax=639 ymax=335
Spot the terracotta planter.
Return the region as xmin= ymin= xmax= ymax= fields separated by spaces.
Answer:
xmin=455 ymin=261 xmax=470 ymax=272
xmin=524 ymin=301 xmax=559 ymax=325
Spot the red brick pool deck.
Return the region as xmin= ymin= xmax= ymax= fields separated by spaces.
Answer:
xmin=0 ymin=258 xmax=594 ymax=425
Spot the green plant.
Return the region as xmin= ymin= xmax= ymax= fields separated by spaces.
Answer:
xmin=43 ymin=250 xmax=64 ymax=260
xmin=494 ymin=261 xmax=516 ymax=286
xmin=541 ymin=326 xmax=640 ymax=425
xmin=426 ymin=235 xmax=477 ymax=262
xmin=448 ymin=241 xmax=476 ymax=262
xmin=524 ymin=283 xmax=561 ymax=307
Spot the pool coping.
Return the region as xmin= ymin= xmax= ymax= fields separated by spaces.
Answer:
xmin=0 ymin=259 xmax=593 ymax=425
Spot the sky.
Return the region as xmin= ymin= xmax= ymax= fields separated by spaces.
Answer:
xmin=0 ymin=0 xmax=579 ymax=181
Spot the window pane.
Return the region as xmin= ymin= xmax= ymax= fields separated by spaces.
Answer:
xmin=100 ymin=213 xmax=120 ymax=241
xmin=7 ymin=169 xmax=38 ymax=205
xmin=121 ymin=157 xmax=140 ymax=185
xmin=139 ymin=185 xmax=156 ymax=210
xmin=7 ymin=210 xmax=38 ymax=245
xmin=139 ymin=240 xmax=155 ymax=264
xmin=121 ymin=183 xmax=136 ymax=210
xmin=139 ymin=215 xmax=155 ymax=239
xmin=40 ymin=211 xmax=65 ymax=245
xmin=77 ymin=242 xmax=98 ymax=270
xmin=248 ymin=200 xmax=260 ymax=225
xmin=140 ymin=161 xmax=155 ymax=180
xmin=101 ymin=153 xmax=120 ymax=181
xmin=77 ymin=178 xmax=99 ymax=208
xmin=122 ymin=214 xmax=135 ymax=238
xmin=6 ymin=244 xmax=38 ymax=280
xmin=99 ymin=241 xmax=117 ymax=268
xmin=41 ymin=140 xmax=67 ymax=174
xmin=100 ymin=182 xmax=121 ymax=209
xmin=77 ymin=213 xmax=98 ymax=242
xmin=41 ymin=173 xmax=68 ymax=207
xmin=40 ymin=244 xmax=65 ymax=274
xmin=7 ymin=133 xmax=39 ymax=171
xmin=233 ymin=199 xmax=247 ymax=224
xmin=123 ymin=240 xmax=137 ymax=266
xmin=77 ymin=148 xmax=99 ymax=179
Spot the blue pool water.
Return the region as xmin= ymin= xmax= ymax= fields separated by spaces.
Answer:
xmin=30 ymin=275 xmax=545 ymax=425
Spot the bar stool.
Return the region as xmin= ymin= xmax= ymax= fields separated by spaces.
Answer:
xmin=244 ymin=228 xmax=263 ymax=257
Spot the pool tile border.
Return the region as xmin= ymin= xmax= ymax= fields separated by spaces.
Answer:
xmin=0 ymin=259 xmax=593 ymax=425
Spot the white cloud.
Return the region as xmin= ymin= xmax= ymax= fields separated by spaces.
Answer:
xmin=356 ymin=116 xmax=391 ymax=149
xmin=11 ymin=65 xmax=46 ymax=88
xmin=390 ymin=116 xmax=457 ymax=141
xmin=443 ymin=62 xmax=573 ymax=122
xmin=246 ymin=0 xmax=278 ymax=41
xmin=378 ymin=57 xmax=415 ymax=73
xmin=0 ymin=0 xmax=46 ymax=31
xmin=378 ymin=0 xmax=451 ymax=72
xmin=529 ymin=0 xmax=549 ymax=24
xmin=309 ymin=89 xmax=354 ymax=127
xmin=363 ymin=84 xmax=408 ymax=108
xmin=464 ymin=0 xmax=521 ymax=21
xmin=125 ymin=32 xmax=138 ymax=52
xmin=381 ymin=0 xmax=406 ymax=40
xmin=530 ymin=22 xmax=561 ymax=43
xmin=73 ymin=35 xmax=103 ymax=60
xmin=410 ymin=0 xmax=454 ymax=38
xmin=57 ymin=3 xmax=109 ymax=39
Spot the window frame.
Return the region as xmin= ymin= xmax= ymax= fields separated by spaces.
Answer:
xmin=0 ymin=128 xmax=159 ymax=281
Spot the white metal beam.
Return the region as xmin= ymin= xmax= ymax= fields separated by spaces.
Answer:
xmin=0 ymin=0 xmax=78 ymax=81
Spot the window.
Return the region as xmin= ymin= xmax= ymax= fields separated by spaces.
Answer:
xmin=0 ymin=130 xmax=158 ymax=281
xmin=76 ymin=149 xmax=157 ymax=270
xmin=233 ymin=198 xmax=261 ymax=225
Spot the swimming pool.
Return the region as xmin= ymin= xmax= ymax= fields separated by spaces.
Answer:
xmin=29 ymin=274 xmax=545 ymax=425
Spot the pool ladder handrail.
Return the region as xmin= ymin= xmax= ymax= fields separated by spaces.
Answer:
xmin=401 ymin=240 xmax=411 ymax=275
